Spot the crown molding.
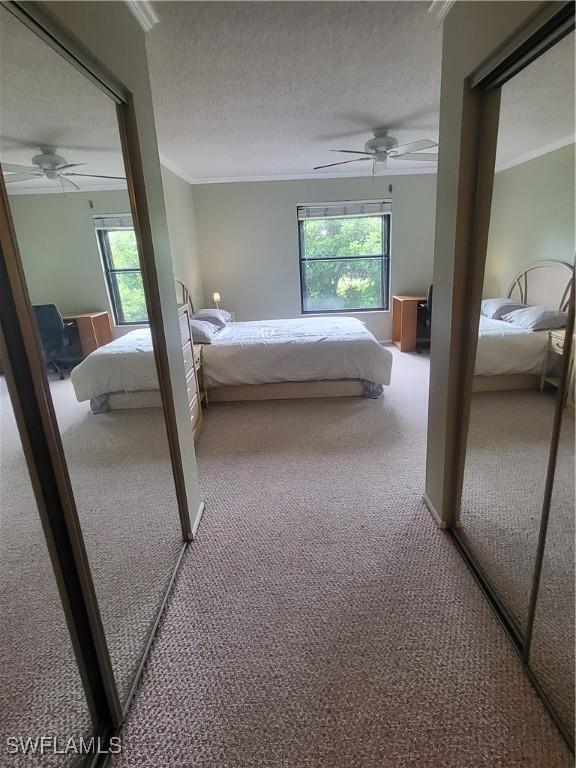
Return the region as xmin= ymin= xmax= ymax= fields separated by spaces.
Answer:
xmin=158 ymin=150 xmax=437 ymax=186
xmin=186 ymin=166 xmax=437 ymax=186
xmin=125 ymin=1 xmax=159 ymax=32
xmin=7 ymin=181 xmax=128 ymax=196
xmin=159 ymin=153 xmax=195 ymax=184
xmin=428 ymin=0 xmax=456 ymax=22
xmin=495 ymin=136 xmax=574 ymax=173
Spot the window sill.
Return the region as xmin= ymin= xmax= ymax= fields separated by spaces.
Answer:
xmin=302 ymin=309 xmax=390 ymax=316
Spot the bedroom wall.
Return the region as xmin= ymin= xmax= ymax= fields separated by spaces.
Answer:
xmin=11 ymin=168 xmax=208 ymax=335
xmin=484 ymin=143 xmax=575 ymax=297
xmin=192 ymin=173 xmax=437 ymax=340
xmin=161 ymin=166 xmax=205 ymax=309
xmin=9 ymin=189 xmax=132 ymax=337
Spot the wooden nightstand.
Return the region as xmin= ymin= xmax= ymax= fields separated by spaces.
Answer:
xmin=540 ymin=329 xmax=575 ymax=405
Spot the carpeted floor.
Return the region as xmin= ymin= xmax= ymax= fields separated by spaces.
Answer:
xmin=107 ymin=349 xmax=572 ymax=768
xmin=0 ymin=376 xmax=182 ymax=766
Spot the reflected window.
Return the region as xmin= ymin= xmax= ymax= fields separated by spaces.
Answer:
xmin=95 ymin=214 xmax=148 ymax=325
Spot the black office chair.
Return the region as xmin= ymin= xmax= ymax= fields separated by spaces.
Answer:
xmin=32 ymin=304 xmax=80 ymax=379
xmin=425 ymin=283 xmax=433 ymax=328
xmin=416 ymin=284 xmax=433 ymax=353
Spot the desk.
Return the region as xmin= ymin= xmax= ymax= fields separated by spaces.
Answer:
xmin=63 ymin=312 xmax=112 ymax=357
xmin=392 ymin=295 xmax=427 ymax=352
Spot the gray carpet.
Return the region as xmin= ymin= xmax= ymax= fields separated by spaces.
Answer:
xmin=0 ymin=376 xmax=182 ymax=766
xmin=460 ymin=390 xmax=575 ymax=733
xmin=107 ymin=349 xmax=572 ymax=768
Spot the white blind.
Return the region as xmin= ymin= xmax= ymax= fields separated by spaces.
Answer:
xmin=297 ymin=200 xmax=391 ymax=220
xmin=93 ymin=213 xmax=133 ymax=230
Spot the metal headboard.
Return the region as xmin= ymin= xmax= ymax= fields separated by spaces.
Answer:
xmin=506 ymin=260 xmax=574 ymax=311
xmin=174 ymin=278 xmax=195 ymax=315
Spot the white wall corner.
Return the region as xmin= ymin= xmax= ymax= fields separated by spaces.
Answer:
xmin=159 ymin=153 xmax=196 ymax=185
xmin=191 ymin=501 xmax=206 ymax=540
xmin=125 ymin=1 xmax=159 ymax=32
xmin=423 ymin=492 xmax=448 ymax=529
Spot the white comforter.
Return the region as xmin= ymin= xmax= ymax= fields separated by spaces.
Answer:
xmin=71 ymin=328 xmax=158 ymax=402
xmin=70 ymin=317 xmax=392 ymax=402
xmin=202 ymin=317 xmax=392 ymax=388
xmin=475 ymin=316 xmax=548 ymax=376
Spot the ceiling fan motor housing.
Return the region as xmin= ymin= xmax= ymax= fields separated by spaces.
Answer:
xmin=32 ymin=148 xmax=67 ymax=172
xmin=364 ymin=136 xmax=398 ymax=163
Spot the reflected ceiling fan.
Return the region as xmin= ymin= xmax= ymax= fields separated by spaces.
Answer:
xmin=314 ymin=128 xmax=438 ymax=171
xmin=1 ymin=146 xmax=125 ymax=190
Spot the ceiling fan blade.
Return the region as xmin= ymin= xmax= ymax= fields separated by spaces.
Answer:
xmin=2 ymin=162 xmax=38 ymax=174
xmin=314 ymin=157 xmax=372 ymax=170
xmin=63 ymin=172 xmax=126 ymax=180
xmin=60 ymin=175 xmax=80 ymax=190
xmin=387 ymin=139 xmax=438 ymax=157
xmin=389 ymin=152 xmax=438 ymax=161
xmin=4 ymin=173 xmax=41 ymax=183
xmin=55 ymin=163 xmax=87 ymax=171
xmin=330 ymin=149 xmax=374 ymax=156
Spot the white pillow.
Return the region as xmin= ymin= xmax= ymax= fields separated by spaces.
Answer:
xmin=481 ymin=297 xmax=526 ymax=320
xmin=189 ymin=319 xmax=219 ymax=344
xmin=501 ymin=306 xmax=567 ymax=331
xmin=193 ymin=308 xmax=232 ymax=328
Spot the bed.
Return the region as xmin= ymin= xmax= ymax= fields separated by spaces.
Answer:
xmin=473 ymin=260 xmax=573 ymax=391
xmin=70 ymin=314 xmax=393 ymax=410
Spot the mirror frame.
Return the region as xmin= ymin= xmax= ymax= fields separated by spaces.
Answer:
xmin=443 ymin=0 xmax=575 ymax=752
xmin=0 ymin=0 xmax=194 ymax=761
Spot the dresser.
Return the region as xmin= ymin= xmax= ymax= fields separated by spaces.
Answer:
xmin=178 ymin=304 xmax=203 ymax=442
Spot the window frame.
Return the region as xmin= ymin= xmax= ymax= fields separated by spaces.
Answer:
xmin=298 ymin=211 xmax=391 ymax=315
xmin=96 ymin=225 xmax=149 ymax=326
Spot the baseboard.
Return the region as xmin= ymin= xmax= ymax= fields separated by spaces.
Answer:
xmin=423 ymin=492 xmax=448 ymax=529
xmin=191 ymin=501 xmax=205 ymax=539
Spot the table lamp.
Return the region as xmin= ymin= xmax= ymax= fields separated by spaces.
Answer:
xmin=212 ymin=291 xmax=221 ymax=309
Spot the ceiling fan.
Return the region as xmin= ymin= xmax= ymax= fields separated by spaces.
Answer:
xmin=314 ymin=128 xmax=438 ymax=171
xmin=1 ymin=146 xmax=125 ymax=190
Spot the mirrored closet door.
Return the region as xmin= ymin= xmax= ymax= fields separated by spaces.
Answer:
xmin=452 ymin=15 xmax=575 ymax=751
xmin=0 ymin=0 xmax=188 ymax=732
xmin=0 ymin=349 xmax=93 ymax=765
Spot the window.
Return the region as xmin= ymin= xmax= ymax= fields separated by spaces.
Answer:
xmin=298 ymin=201 xmax=391 ymax=313
xmin=95 ymin=215 xmax=148 ymax=325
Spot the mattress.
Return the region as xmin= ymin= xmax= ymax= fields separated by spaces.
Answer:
xmin=202 ymin=317 xmax=392 ymax=389
xmin=70 ymin=317 xmax=392 ymax=403
xmin=71 ymin=328 xmax=158 ymax=403
xmin=475 ymin=316 xmax=548 ymax=376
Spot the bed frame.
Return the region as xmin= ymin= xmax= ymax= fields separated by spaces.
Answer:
xmin=208 ymin=380 xmax=365 ymax=402
xmin=472 ymin=260 xmax=573 ymax=392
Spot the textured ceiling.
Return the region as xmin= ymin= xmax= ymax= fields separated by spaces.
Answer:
xmin=146 ymin=1 xmax=443 ymax=181
xmin=0 ymin=3 xmax=573 ymax=193
xmin=496 ymin=31 xmax=575 ymax=169
xmin=0 ymin=6 xmax=127 ymax=194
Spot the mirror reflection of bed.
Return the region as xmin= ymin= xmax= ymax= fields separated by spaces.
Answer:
xmin=457 ymin=28 xmax=575 ymax=740
xmin=0 ymin=4 xmax=182 ymax=713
